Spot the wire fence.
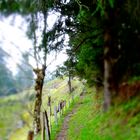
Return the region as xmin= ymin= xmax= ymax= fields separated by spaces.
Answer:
xmin=27 ymin=92 xmax=81 ymax=140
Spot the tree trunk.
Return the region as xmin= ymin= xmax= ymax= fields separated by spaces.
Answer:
xmin=33 ymin=66 xmax=46 ymax=134
xmin=103 ymin=30 xmax=114 ymax=111
xmin=103 ymin=24 xmax=118 ymax=111
xmin=103 ymin=58 xmax=112 ymax=111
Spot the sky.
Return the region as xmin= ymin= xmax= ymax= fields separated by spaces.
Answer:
xmin=0 ymin=13 xmax=68 ymax=75
xmin=0 ymin=15 xmax=31 ymax=72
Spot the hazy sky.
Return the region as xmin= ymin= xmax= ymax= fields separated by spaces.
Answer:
xmin=0 ymin=14 xmax=68 ymax=75
xmin=0 ymin=15 xmax=31 ymax=73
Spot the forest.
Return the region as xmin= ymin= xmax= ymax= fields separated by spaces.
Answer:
xmin=0 ymin=0 xmax=140 ymax=140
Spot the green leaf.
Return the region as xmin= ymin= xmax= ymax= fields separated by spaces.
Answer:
xmin=108 ymin=0 xmax=114 ymax=8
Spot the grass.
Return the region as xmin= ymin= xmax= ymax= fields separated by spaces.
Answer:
xmin=67 ymin=86 xmax=140 ymax=140
xmin=0 ymin=77 xmax=84 ymax=140
xmin=50 ymin=99 xmax=77 ymax=140
xmin=9 ymin=126 xmax=29 ymax=140
xmin=35 ymin=91 xmax=81 ymax=140
xmin=2 ymin=77 xmax=140 ymax=140
xmin=0 ymin=97 xmax=26 ymax=140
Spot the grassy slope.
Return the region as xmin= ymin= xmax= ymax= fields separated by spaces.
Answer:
xmin=35 ymin=78 xmax=84 ymax=140
xmin=67 ymin=87 xmax=140 ymax=140
xmin=3 ymin=78 xmax=140 ymax=140
xmin=0 ymin=87 xmax=35 ymax=140
xmin=0 ymin=77 xmax=83 ymax=140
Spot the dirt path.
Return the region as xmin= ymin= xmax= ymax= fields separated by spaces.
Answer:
xmin=55 ymin=94 xmax=84 ymax=140
xmin=55 ymin=107 xmax=77 ymax=140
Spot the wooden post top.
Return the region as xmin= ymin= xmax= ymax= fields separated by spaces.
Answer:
xmin=27 ymin=131 xmax=34 ymax=140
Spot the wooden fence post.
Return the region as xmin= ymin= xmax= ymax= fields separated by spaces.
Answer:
xmin=27 ymin=130 xmax=34 ymax=140
xmin=41 ymin=112 xmax=45 ymax=140
xmin=54 ymin=106 xmax=58 ymax=125
xmin=58 ymin=103 xmax=61 ymax=116
xmin=44 ymin=111 xmax=51 ymax=140
xmin=48 ymin=96 xmax=52 ymax=131
xmin=58 ymin=102 xmax=60 ymax=112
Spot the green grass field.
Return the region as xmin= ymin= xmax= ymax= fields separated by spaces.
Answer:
xmin=0 ymin=77 xmax=83 ymax=140
xmin=1 ymin=77 xmax=140 ymax=140
xmin=67 ymin=87 xmax=140 ymax=140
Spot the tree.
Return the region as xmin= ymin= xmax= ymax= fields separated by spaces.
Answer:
xmin=0 ymin=0 xmax=68 ymax=134
xmin=56 ymin=49 xmax=76 ymax=93
xmin=57 ymin=0 xmax=140 ymax=110
xmin=27 ymin=0 xmax=70 ymax=133
xmin=1 ymin=0 xmax=140 ymax=132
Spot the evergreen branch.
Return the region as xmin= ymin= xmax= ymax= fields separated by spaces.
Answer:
xmin=73 ymin=36 xmax=94 ymax=52
xmin=75 ymin=0 xmax=89 ymax=11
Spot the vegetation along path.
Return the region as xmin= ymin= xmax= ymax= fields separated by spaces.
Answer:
xmin=56 ymin=96 xmax=84 ymax=140
xmin=56 ymin=109 xmax=77 ymax=140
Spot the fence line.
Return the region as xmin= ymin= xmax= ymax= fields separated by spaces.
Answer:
xmin=41 ymin=112 xmax=45 ymax=140
xmin=54 ymin=106 xmax=58 ymax=125
xmin=27 ymin=87 xmax=85 ymax=140
xmin=42 ymin=95 xmax=75 ymax=139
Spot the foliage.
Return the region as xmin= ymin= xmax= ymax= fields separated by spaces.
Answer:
xmin=75 ymin=42 xmax=103 ymax=85
xmin=62 ymin=0 xmax=140 ymax=88
xmin=1 ymin=1 xmax=140 ymax=138
xmin=1 ymin=0 xmax=140 ymax=90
